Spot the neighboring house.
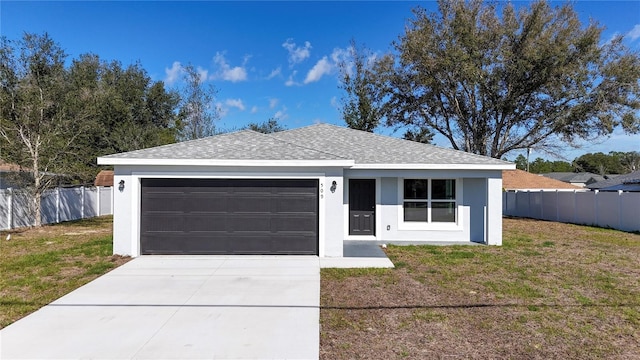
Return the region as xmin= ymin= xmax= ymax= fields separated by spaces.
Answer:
xmin=94 ymin=170 xmax=114 ymax=187
xmin=588 ymin=170 xmax=640 ymax=192
xmin=0 ymin=160 xmax=28 ymax=189
xmin=97 ymin=123 xmax=515 ymax=258
xmin=502 ymin=169 xmax=583 ymax=191
xmin=541 ymin=172 xmax=606 ymax=188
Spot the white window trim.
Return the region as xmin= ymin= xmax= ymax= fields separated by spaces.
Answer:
xmin=397 ymin=178 xmax=463 ymax=231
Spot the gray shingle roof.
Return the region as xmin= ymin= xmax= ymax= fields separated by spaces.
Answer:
xmin=100 ymin=130 xmax=346 ymax=161
xmin=588 ymin=170 xmax=640 ymax=190
xmin=99 ymin=123 xmax=513 ymax=168
xmin=272 ymin=124 xmax=509 ymax=165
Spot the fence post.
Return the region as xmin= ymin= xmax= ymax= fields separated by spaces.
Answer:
xmin=618 ymin=190 xmax=623 ymax=230
xmin=594 ymin=190 xmax=599 ymax=227
xmin=96 ymin=186 xmax=101 ymax=216
xmin=81 ymin=186 xmax=85 ymax=219
xmin=55 ymin=187 xmax=60 ymax=224
xmin=7 ymin=188 xmax=13 ymax=230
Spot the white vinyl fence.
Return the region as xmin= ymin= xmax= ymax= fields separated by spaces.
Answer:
xmin=0 ymin=186 xmax=113 ymax=230
xmin=503 ymin=190 xmax=640 ymax=232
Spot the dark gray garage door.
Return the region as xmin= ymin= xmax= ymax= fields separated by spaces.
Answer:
xmin=140 ymin=178 xmax=318 ymax=255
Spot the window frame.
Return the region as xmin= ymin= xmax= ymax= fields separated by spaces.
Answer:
xmin=398 ymin=178 xmax=461 ymax=230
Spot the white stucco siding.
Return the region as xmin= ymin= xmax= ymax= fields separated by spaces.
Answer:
xmin=110 ymin=165 xmax=344 ymax=257
xmin=344 ymin=169 xmax=504 ymax=245
xmin=486 ymin=175 xmax=503 ymax=245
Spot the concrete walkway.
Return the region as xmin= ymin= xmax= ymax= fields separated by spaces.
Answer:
xmin=0 ymin=256 xmax=320 ymax=360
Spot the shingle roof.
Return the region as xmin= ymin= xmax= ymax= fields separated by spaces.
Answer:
xmin=502 ymin=170 xmax=582 ymax=190
xmin=100 ymin=130 xmax=346 ymax=161
xmin=542 ymin=172 xmax=606 ymax=184
xmin=98 ymin=123 xmax=513 ymax=169
xmin=94 ymin=170 xmax=114 ymax=187
xmin=588 ymin=170 xmax=640 ymax=190
xmin=272 ymin=124 xmax=509 ymax=165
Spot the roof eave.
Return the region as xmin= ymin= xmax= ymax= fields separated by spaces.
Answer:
xmin=97 ymin=157 xmax=355 ymax=167
xmin=351 ymin=163 xmax=516 ymax=170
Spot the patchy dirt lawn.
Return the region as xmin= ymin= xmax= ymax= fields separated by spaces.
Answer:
xmin=0 ymin=216 xmax=130 ymax=328
xmin=321 ymin=218 xmax=640 ymax=359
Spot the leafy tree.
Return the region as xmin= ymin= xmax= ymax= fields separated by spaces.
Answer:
xmin=246 ymin=118 xmax=286 ymax=134
xmin=513 ymin=154 xmax=528 ymax=171
xmin=0 ymin=33 xmax=89 ymax=226
xmin=0 ymin=33 xmax=182 ymax=226
xmin=403 ymin=127 xmax=434 ymax=144
xmin=619 ymin=151 xmax=640 ymax=173
xmin=371 ymin=0 xmax=640 ymax=158
xmin=574 ymin=152 xmax=625 ymax=174
xmin=66 ymin=55 xmax=180 ymax=166
xmin=178 ymin=64 xmax=218 ymax=140
xmin=338 ymin=40 xmax=383 ymax=132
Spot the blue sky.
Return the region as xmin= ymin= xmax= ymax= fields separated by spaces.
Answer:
xmin=2 ymin=1 xmax=639 ymax=161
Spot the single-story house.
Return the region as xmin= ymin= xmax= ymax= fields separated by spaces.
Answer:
xmin=502 ymin=169 xmax=583 ymax=192
xmin=541 ymin=172 xmax=606 ymax=188
xmin=94 ymin=170 xmax=114 ymax=187
xmin=588 ymin=170 xmax=640 ymax=192
xmin=97 ymin=124 xmax=514 ymax=258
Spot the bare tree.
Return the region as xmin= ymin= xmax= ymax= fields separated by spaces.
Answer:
xmin=0 ymin=33 xmax=88 ymax=226
xmin=177 ymin=64 xmax=219 ymax=140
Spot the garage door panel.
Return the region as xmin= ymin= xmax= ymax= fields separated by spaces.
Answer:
xmin=140 ymin=178 xmax=318 ymax=255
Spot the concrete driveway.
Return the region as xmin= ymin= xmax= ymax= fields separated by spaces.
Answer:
xmin=0 ymin=256 xmax=320 ymax=360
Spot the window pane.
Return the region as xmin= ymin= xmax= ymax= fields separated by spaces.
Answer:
xmin=404 ymin=202 xmax=428 ymax=222
xmin=404 ymin=179 xmax=428 ymax=199
xmin=432 ymin=202 xmax=456 ymax=222
xmin=432 ymin=179 xmax=456 ymax=200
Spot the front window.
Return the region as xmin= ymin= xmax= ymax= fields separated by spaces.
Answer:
xmin=403 ymin=179 xmax=456 ymax=223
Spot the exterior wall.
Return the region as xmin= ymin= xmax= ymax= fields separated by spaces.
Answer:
xmin=343 ymin=169 xmax=503 ymax=245
xmin=111 ymin=165 xmax=345 ymax=257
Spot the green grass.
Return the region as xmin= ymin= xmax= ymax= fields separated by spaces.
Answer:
xmin=0 ymin=216 xmax=128 ymax=328
xmin=320 ymin=218 xmax=640 ymax=359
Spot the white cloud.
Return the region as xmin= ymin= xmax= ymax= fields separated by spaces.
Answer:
xmin=225 ymin=98 xmax=245 ymax=111
xmin=267 ymin=67 xmax=281 ymax=79
xmin=304 ymin=56 xmax=332 ymax=84
xmin=269 ymin=98 xmax=279 ymax=109
xmin=330 ymin=96 xmax=338 ymax=108
xmin=285 ymin=71 xmax=299 ymax=87
xmin=164 ymin=61 xmax=183 ymax=85
xmin=212 ymin=52 xmax=248 ymax=82
xmin=627 ymin=24 xmax=640 ymax=41
xmin=251 ymin=106 xmax=259 ymax=114
xmin=282 ymin=39 xmax=312 ymax=65
xmin=215 ymin=102 xmax=228 ymax=118
xmin=196 ymin=66 xmax=209 ymax=82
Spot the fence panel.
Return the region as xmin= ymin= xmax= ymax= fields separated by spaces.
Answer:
xmin=0 ymin=186 xmax=112 ymax=230
xmin=99 ymin=187 xmax=112 ymax=215
xmin=596 ymin=192 xmax=620 ymax=230
xmin=84 ymin=187 xmax=98 ymax=218
xmin=59 ymin=188 xmax=82 ymax=222
xmin=575 ymin=192 xmax=596 ymax=226
xmin=557 ymin=192 xmax=575 ymax=223
xmin=621 ymin=193 xmax=640 ymax=232
xmin=541 ymin=192 xmax=558 ymax=221
xmin=12 ymin=191 xmax=35 ymax=228
xmin=504 ymin=190 xmax=640 ymax=232
xmin=41 ymin=189 xmax=58 ymax=224
xmin=0 ymin=189 xmax=9 ymax=230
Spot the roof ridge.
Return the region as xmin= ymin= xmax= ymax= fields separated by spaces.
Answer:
xmin=265 ymin=129 xmax=351 ymax=160
xmin=285 ymin=123 xmax=513 ymax=164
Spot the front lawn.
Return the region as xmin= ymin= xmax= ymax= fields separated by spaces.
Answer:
xmin=0 ymin=216 xmax=130 ymax=328
xmin=321 ymin=218 xmax=640 ymax=359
